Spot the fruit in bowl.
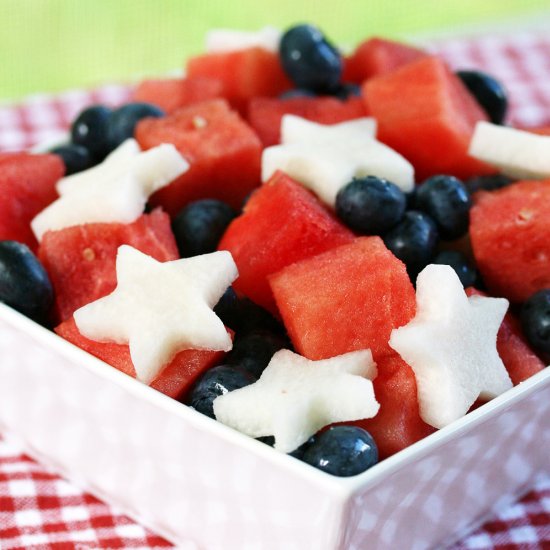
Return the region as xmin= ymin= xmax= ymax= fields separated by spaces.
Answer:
xmin=0 ymin=21 xmax=549 ymax=550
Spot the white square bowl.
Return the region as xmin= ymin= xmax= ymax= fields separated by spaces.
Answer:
xmin=0 ymin=302 xmax=549 ymax=549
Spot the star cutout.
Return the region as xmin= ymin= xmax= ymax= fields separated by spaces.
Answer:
xmin=262 ymin=116 xmax=414 ymax=207
xmin=280 ymin=115 xmax=377 ymax=146
xmin=213 ymin=348 xmax=379 ymax=453
xmin=56 ymin=138 xmax=141 ymax=195
xmin=74 ymin=245 xmax=238 ymax=385
xmin=206 ymin=26 xmax=281 ymax=53
xmin=389 ymin=264 xmax=513 ymax=429
xmin=31 ymin=139 xmax=188 ymax=240
xmin=469 ymin=121 xmax=550 ymax=180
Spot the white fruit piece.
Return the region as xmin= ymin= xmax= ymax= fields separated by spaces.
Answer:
xmin=31 ymin=140 xmax=188 ymax=241
xmin=469 ymin=121 xmax=550 ymax=179
xmin=213 ymin=349 xmax=379 ymax=453
xmin=205 ymin=26 xmax=281 ymax=54
xmin=281 ymin=115 xmax=378 ymax=144
xmin=389 ymin=264 xmax=512 ymax=430
xmin=56 ymin=138 xmax=141 ymax=195
xmin=74 ymin=246 xmax=238 ymax=385
xmin=262 ymin=137 xmax=414 ymax=207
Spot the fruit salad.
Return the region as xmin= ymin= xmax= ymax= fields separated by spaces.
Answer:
xmin=0 ymin=24 xmax=548 ymax=479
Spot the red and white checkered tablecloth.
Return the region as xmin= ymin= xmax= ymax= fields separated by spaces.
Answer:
xmin=1 ymin=31 xmax=550 ymax=550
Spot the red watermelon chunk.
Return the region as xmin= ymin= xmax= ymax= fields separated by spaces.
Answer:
xmin=470 ymin=180 xmax=550 ymax=303
xmin=353 ymin=354 xmax=435 ymax=459
xmin=247 ymin=96 xmax=367 ymax=147
xmin=363 ymin=56 xmax=495 ymax=181
xmin=0 ymin=152 xmax=64 ymax=251
xmin=343 ymin=37 xmax=427 ymax=83
xmin=136 ymin=99 xmax=262 ymax=215
xmin=56 ymin=317 xmax=226 ymax=400
xmin=495 ymin=314 xmax=546 ymax=385
xmin=186 ymin=47 xmax=292 ymax=113
xmin=269 ymin=236 xmax=416 ymax=362
xmin=39 ymin=209 xmax=179 ymax=322
xmin=132 ymin=76 xmax=224 ymax=114
xmin=218 ymin=171 xmax=354 ymax=314
xmin=466 ymin=287 xmax=545 ymax=385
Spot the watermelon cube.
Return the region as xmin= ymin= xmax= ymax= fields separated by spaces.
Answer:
xmin=343 ymin=37 xmax=427 ymax=83
xmin=269 ymin=236 xmax=416 ymax=362
xmin=353 ymin=354 xmax=435 ymax=459
xmin=132 ymin=76 xmax=224 ymax=114
xmin=0 ymin=152 xmax=64 ymax=251
xmin=56 ymin=317 xmax=227 ymax=400
xmin=495 ymin=314 xmax=546 ymax=385
xmin=217 ymin=171 xmax=354 ymax=314
xmin=247 ymin=96 xmax=368 ymax=147
xmin=466 ymin=288 xmax=545 ymax=385
xmin=470 ymin=180 xmax=550 ymax=303
xmin=136 ymin=99 xmax=262 ymax=215
xmin=363 ymin=56 xmax=495 ymax=180
xmin=39 ymin=209 xmax=179 ymax=322
xmin=186 ymin=47 xmax=292 ymax=113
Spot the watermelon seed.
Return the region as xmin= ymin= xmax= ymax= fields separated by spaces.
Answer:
xmin=517 ymin=209 xmax=533 ymax=224
xmin=193 ymin=116 xmax=208 ymax=129
xmin=82 ymin=248 xmax=96 ymax=261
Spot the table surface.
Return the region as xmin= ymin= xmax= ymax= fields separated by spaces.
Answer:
xmin=1 ymin=30 xmax=550 ymax=550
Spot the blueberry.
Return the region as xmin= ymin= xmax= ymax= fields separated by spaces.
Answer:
xmin=414 ymin=175 xmax=471 ymax=240
xmin=258 ymin=435 xmax=315 ymax=457
xmin=333 ymin=82 xmax=362 ymax=100
xmin=335 ymin=177 xmax=406 ymax=235
xmin=279 ymin=88 xmax=317 ymax=99
xmin=301 ymin=426 xmax=378 ymax=476
xmin=227 ymin=329 xmax=289 ymax=378
xmin=405 ymin=187 xmax=417 ymax=210
xmin=50 ymin=144 xmax=94 ymax=175
xmin=214 ymin=286 xmax=240 ymax=327
xmin=433 ymin=250 xmax=478 ymax=288
xmin=288 ymin=436 xmax=316 ymax=459
xmin=172 ymin=199 xmax=237 ymax=257
xmin=279 ymin=24 xmax=342 ymax=93
xmin=237 ymin=298 xmax=287 ymax=336
xmin=256 ymin=435 xmax=276 ymax=446
xmin=70 ymin=105 xmax=112 ymax=160
xmin=0 ymin=241 xmax=53 ymax=323
xmin=464 ymin=174 xmax=514 ymax=194
xmin=521 ymin=290 xmax=550 ymax=356
xmin=213 ymin=288 xmax=285 ymax=336
xmin=107 ymin=102 xmax=164 ymax=150
xmin=456 ymin=70 xmax=508 ymax=125
xmin=383 ymin=210 xmax=439 ymax=280
xmin=187 ymin=365 xmax=256 ymax=418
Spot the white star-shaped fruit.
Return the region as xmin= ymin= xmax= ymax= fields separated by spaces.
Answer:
xmin=74 ymin=245 xmax=238 ymax=385
xmin=205 ymin=26 xmax=281 ymax=53
xmin=31 ymin=139 xmax=188 ymax=241
xmin=56 ymin=138 xmax=141 ymax=195
xmin=389 ymin=264 xmax=512 ymax=430
xmin=281 ymin=114 xmax=378 ymax=145
xmin=469 ymin=121 xmax=550 ymax=179
xmin=262 ymin=115 xmax=414 ymax=207
xmin=213 ymin=348 xmax=379 ymax=453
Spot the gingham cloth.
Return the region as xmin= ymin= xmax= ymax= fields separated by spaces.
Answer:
xmin=1 ymin=31 xmax=550 ymax=550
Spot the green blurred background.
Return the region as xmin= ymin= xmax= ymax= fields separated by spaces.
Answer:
xmin=1 ymin=0 xmax=549 ymax=101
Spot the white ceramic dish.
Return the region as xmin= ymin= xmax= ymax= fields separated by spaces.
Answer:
xmin=0 ymin=302 xmax=549 ymax=549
